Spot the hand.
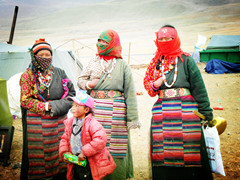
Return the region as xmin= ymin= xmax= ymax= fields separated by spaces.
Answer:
xmin=78 ymin=152 xmax=86 ymax=161
xmin=63 ymin=152 xmax=72 ymax=163
xmin=88 ymin=79 xmax=100 ymax=89
xmin=48 ymin=103 xmax=52 ymax=110
xmin=208 ymin=120 xmax=214 ymax=127
xmin=153 ymin=77 xmax=163 ymax=89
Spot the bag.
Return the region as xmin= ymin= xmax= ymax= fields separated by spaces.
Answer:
xmin=202 ymin=126 xmax=226 ymax=176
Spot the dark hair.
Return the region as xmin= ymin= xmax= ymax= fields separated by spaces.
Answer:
xmin=85 ymin=106 xmax=94 ymax=116
xmin=161 ymin=24 xmax=175 ymax=29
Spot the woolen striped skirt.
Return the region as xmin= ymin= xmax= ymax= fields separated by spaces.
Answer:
xmin=151 ymin=95 xmax=202 ymax=167
xmin=93 ymin=96 xmax=128 ymax=158
xmin=26 ymin=111 xmax=67 ymax=179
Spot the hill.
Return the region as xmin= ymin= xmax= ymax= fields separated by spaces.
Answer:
xmin=0 ymin=0 xmax=240 ymax=58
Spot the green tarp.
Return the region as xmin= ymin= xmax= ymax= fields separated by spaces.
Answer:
xmin=200 ymin=35 xmax=240 ymax=63
xmin=0 ymin=78 xmax=13 ymax=126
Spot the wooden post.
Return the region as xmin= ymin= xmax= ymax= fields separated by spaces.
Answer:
xmin=128 ymin=42 xmax=131 ymax=64
xmin=72 ymin=39 xmax=78 ymax=82
xmin=7 ymin=6 xmax=18 ymax=44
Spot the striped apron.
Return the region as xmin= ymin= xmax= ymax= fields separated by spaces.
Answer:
xmin=90 ymin=90 xmax=128 ymax=158
xmin=26 ymin=111 xmax=67 ymax=179
xmin=151 ymin=88 xmax=202 ymax=167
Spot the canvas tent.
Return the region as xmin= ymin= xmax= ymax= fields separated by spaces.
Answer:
xmin=200 ymin=35 xmax=240 ymax=63
xmin=0 ymin=42 xmax=83 ymax=118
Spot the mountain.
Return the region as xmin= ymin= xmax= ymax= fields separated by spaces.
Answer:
xmin=1 ymin=0 xmax=240 ymax=54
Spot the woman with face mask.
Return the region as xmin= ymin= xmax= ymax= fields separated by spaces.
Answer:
xmin=144 ymin=25 xmax=213 ymax=179
xmin=78 ymin=30 xmax=140 ymax=180
xmin=20 ymin=39 xmax=75 ymax=180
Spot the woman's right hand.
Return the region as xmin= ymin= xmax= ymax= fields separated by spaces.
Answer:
xmin=153 ymin=77 xmax=163 ymax=89
xmin=88 ymin=79 xmax=100 ymax=89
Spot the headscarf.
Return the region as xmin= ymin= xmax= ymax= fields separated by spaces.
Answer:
xmin=143 ymin=26 xmax=190 ymax=94
xmin=28 ymin=39 xmax=54 ymax=96
xmin=96 ymin=29 xmax=122 ymax=59
xmin=154 ymin=26 xmax=189 ymax=62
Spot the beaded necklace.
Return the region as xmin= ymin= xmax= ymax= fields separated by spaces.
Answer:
xmin=162 ymin=57 xmax=178 ymax=87
xmin=38 ymin=70 xmax=52 ymax=88
xmin=35 ymin=70 xmax=52 ymax=98
xmin=100 ymin=58 xmax=116 ymax=77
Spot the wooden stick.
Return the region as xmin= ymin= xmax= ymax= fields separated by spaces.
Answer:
xmin=72 ymin=39 xmax=78 ymax=82
xmin=128 ymin=42 xmax=131 ymax=64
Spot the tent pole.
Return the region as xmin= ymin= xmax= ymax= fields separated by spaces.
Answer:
xmin=72 ymin=39 xmax=78 ymax=82
xmin=128 ymin=42 xmax=131 ymax=64
xmin=7 ymin=6 xmax=19 ymax=44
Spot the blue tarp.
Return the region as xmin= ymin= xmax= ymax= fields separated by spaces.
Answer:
xmin=205 ymin=59 xmax=240 ymax=74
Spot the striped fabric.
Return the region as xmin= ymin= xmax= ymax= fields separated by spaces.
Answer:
xmin=26 ymin=111 xmax=67 ymax=179
xmin=93 ymin=96 xmax=128 ymax=158
xmin=151 ymin=95 xmax=202 ymax=167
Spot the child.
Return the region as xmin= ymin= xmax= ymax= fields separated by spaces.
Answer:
xmin=59 ymin=90 xmax=116 ymax=180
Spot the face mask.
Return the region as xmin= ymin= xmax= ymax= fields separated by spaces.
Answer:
xmin=96 ymin=42 xmax=108 ymax=52
xmin=35 ymin=56 xmax=52 ymax=70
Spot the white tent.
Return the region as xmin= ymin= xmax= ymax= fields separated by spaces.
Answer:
xmin=0 ymin=42 xmax=83 ymax=118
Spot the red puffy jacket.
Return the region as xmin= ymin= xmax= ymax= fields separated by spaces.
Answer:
xmin=59 ymin=114 xmax=116 ymax=180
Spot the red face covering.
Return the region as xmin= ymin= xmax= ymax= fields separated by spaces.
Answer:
xmin=154 ymin=27 xmax=185 ymax=62
xmin=143 ymin=27 xmax=191 ymax=89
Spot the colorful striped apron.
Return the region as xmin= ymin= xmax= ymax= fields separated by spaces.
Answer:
xmin=151 ymin=88 xmax=202 ymax=167
xmin=90 ymin=90 xmax=128 ymax=158
xmin=26 ymin=111 xmax=67 ymax=179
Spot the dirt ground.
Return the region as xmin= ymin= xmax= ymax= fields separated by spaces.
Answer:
xmin=0 ymin=63 xmax=240 ymax=180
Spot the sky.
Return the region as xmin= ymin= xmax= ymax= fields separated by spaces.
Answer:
xmin=1 ymin=0 xmax=240 ymax=56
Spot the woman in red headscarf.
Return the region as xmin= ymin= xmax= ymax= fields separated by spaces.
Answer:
xmin=144 ymin=25 xmax=213 ymax=179
xmin=78 ymin=30 xmax=140 ymax=180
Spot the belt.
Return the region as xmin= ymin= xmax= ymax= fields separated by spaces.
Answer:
xmin=158 ymin=88 xmax=191 ymax=98
xmin=90 ymin=90 xmax=122 ymax=99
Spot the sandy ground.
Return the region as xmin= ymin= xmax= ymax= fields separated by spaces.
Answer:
xmin=0 ymin=63 xmax=240 ymax=180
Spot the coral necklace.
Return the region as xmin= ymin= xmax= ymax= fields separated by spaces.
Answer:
xmin=162 ymin=57 xmax=178 ymax=87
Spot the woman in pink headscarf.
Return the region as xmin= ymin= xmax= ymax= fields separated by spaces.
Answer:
xmin=78 ymin=30 xmax=140 ymax=180
xmin=144 ymin=25 xmax=213 ymax=179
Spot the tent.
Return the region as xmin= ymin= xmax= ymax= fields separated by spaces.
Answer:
xmin=200 ymin=35 xmax=240 ymax=63
xmin=0 ymin=42 xmax=83 ymax=118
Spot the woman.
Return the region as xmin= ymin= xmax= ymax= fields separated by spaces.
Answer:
xmin=20 ymin=39 xmax=75 ymax=179
xmin=143 ymin=25 xmax=213 ymax=179
xmin=78 ymin=30 xmax=139 ymax=180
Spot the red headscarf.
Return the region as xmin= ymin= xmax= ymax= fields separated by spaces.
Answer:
xmin=143 ymin=27 xmax=190 ymax=96
xmin=154 ymin=27 xmax=189 ymax=62
xmin=96 ymin=29 xmax=122 ymax=60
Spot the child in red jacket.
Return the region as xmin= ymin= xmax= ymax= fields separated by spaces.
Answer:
xmin=59 ymin=90 xmax=116 ymax=180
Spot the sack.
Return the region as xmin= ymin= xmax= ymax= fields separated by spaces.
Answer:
xmin=202 ymin=126 xmax=225 ymax=176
